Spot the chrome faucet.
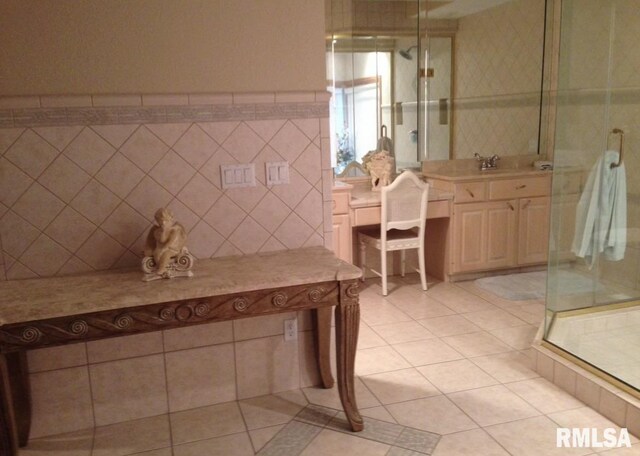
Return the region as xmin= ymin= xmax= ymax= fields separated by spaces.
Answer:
xmin=474 ymin=153 xmax=500 ymax=171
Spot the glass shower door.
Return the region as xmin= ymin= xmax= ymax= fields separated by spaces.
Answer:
xmin=545 ymin=0 xmax=640 ymax=392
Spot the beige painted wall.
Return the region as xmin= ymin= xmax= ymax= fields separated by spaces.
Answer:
xmin=0 ymin=0 xmax=327 ymax=95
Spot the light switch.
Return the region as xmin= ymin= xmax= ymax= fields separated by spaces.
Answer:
xmin=265 ymin=161 xmax=289 ymax=186
xmin=220 ymin=164 xmax=255 ymax=189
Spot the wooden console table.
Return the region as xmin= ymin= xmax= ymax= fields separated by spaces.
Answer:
xmin=0 ymin=247 xmax=363 ymax=455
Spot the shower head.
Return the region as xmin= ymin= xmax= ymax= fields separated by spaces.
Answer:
xmin=399 ymin=45 xmax=417 ymax=60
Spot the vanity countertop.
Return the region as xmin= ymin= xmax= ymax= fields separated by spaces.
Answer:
xmin=422 ymin=167 xmax=552 ymax=182
xmin=333 ymin=180 xmax=354 ymax=191
xmin=349 ymin=186 xmax=453 ymax=209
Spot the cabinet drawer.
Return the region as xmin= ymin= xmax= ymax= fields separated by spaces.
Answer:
xmin=352 ymin=207 xmax=380 ymax=226
xmin=332 ymin=192 xmax=350 ymax=215
xmin=489 ymin=176 xmax=550 ymax=200
xmin=454 ymin=181 xmax=487 ymax=203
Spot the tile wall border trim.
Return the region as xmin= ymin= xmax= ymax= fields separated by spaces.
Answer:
xmin=0 ymin=91 xmax=330 ymax=128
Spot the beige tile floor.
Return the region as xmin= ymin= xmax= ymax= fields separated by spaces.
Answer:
xmin=19 ymin=274 xmax=640 ymax=455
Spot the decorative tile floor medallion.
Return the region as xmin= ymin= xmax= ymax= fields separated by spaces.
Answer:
xmin=257 ymin=405 xmax=440 ymax=455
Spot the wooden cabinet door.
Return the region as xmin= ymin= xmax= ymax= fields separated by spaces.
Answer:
xmin=452 ymin=200 xmax=517 ymax=273
xmin=485 ymin=200 xmax=518 ymax=269
xmin=452 ymin=203 xmax=487 ymax=273
xmin=332 ymin=214 xmax=352 ymax=263
xmin=518 ymin=196 xmax=550 ymax=265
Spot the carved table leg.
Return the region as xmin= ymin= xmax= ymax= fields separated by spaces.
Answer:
xmin=313 ymin=308 xmax=335 ymax=388
xmin=0 ymin=354 xmax=19 ymax=456
xmin=335 ymin=280 xmax=363 ymax=432
xmin=7 ymin=352 xmax=30 ymax=446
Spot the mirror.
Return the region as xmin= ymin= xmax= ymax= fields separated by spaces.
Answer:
xmin=326 ymin=0 xmax=548 ymax=175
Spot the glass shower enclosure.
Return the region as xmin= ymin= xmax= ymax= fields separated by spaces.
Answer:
xmin=545 ymin=0 xmax=640 ymax=394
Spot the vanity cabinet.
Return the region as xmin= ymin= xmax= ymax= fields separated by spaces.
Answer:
xmin=332 ymin=188 xmax=352 ymax=263
xmin=429 ymin=173 xmax=552 ymax=276
xmin=518 ymin=196 xmax=551 ymax=265
xmin=452 ymin=200 xmax=518 ymax=273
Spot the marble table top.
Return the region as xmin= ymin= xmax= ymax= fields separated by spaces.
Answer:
xmin=0 ymin=247 xmax=361 ymax=326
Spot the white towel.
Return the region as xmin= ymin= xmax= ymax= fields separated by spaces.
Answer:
xmin=571 ymin=150 xmax=627 ymax=268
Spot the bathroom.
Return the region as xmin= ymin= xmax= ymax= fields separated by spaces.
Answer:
xmin=0 ymin=0 xmax=638 ymax=454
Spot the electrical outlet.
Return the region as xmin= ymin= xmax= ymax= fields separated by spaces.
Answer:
xmin=284 ymin=318 xmax=297 ymax=341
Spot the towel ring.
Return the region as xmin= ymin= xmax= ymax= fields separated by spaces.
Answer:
xmin=609 ymin=128 xmax=624 ymax=168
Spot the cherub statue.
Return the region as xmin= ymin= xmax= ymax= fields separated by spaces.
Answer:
xmin=141 ymin=208 xmax=194 ymax=281
xmin=364 ymin=150 xmax=395 ymax=191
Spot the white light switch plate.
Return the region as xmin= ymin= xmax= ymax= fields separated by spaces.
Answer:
xmin=220 ymin=164 xmax=255 ymax=189
xmin=266 ymin=161 xmax=289 ymax=186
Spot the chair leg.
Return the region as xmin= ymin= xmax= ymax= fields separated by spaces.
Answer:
xmin=400 ymin=250 xmax=406 ymax=277
xmin=381 ymin=249 xmax=388 ymax=296
xmin=358 ymin=238 xmax=366 ymax=282
xmin=418 ymin=245 xmax=427 ymax=291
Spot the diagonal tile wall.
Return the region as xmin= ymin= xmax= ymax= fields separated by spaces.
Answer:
xmin=0 ymin=95 xmax=332 ymax=280
xmin=0 ymin=91 xmax=334 ymax=438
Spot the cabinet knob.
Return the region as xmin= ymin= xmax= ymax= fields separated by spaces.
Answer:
xmin=516 ymin=184 xmax=527 ymax=190
xmin=507 ymin=202 xmax=515 ymax=211
xmin=465 ymin=188 xmax=475 ymax=198
xmin=522 ymin=199 xmax=531 ymax=209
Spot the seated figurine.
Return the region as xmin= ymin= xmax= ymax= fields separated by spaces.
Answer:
xmin=141 ymin=208 xmax=194 ymax=281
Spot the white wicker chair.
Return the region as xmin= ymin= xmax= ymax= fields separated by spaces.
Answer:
xmin=358 ymin=170 xmax=429 ymax=295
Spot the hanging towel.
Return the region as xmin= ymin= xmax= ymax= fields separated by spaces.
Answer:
xmin=571 ymin=150 xmax=627 ymax=268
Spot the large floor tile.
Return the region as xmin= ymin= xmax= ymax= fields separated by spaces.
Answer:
xmin=302 ymin=377 xmax=380 ymax=409
xmin=432 ymin=428 xmax=510 ymax=456
xmin=239 ymin=390 xmax=307 ymax=430
xmin=360 ymin=302 xmax=413 ymax=326
xmin=392 ymin=338 xmax=464 ymax=366
xmin=441 ymin=332 xmax=512 ymax=358
xmin=448 ymin=384 xmax=541 ymax=426
xmin=248 ymin=424 xmax=285 ymax=453
xmin=173 ymin=432 xmax=255 ymax=456
xmin=417 ymin=315 xmax=482 ymax=337
xmin=357 ymin=323 xmax=388 ymax=349
xmin=417 ymin=359 xmax=499 ymax=393
xmin=489 ymin=324 xmax=538 ymax=350
xmin=92 ymin=415 xmax=171 ymax=456
xmin=505 ymin=377 xmax=584 ymax=414
xmin=19 ymin=429 xmax=93 ymax=456
xmin=361 ymin=368 xmax=440 ymax=404
xmin=471 ymin=350 xmax=539 ymax=383
xmin=462 ymin=309 xmax=527 ymax=330
xmin=355 ymin=346 xmax=412 ymax=375
xmin=387 ymin=293 xmax=457 ymax=320
xmin=386 ymin=396 xmax=478 ymax=435
xmin=426 ymin=283 xmax=497 ymax=313
xmin=170 ymin=401 xmax=246 ymax=445
xmin=485 ymin=415 xmax=594 ymax=456
xmin=371 ymin=320 xmax=436 ymax=345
